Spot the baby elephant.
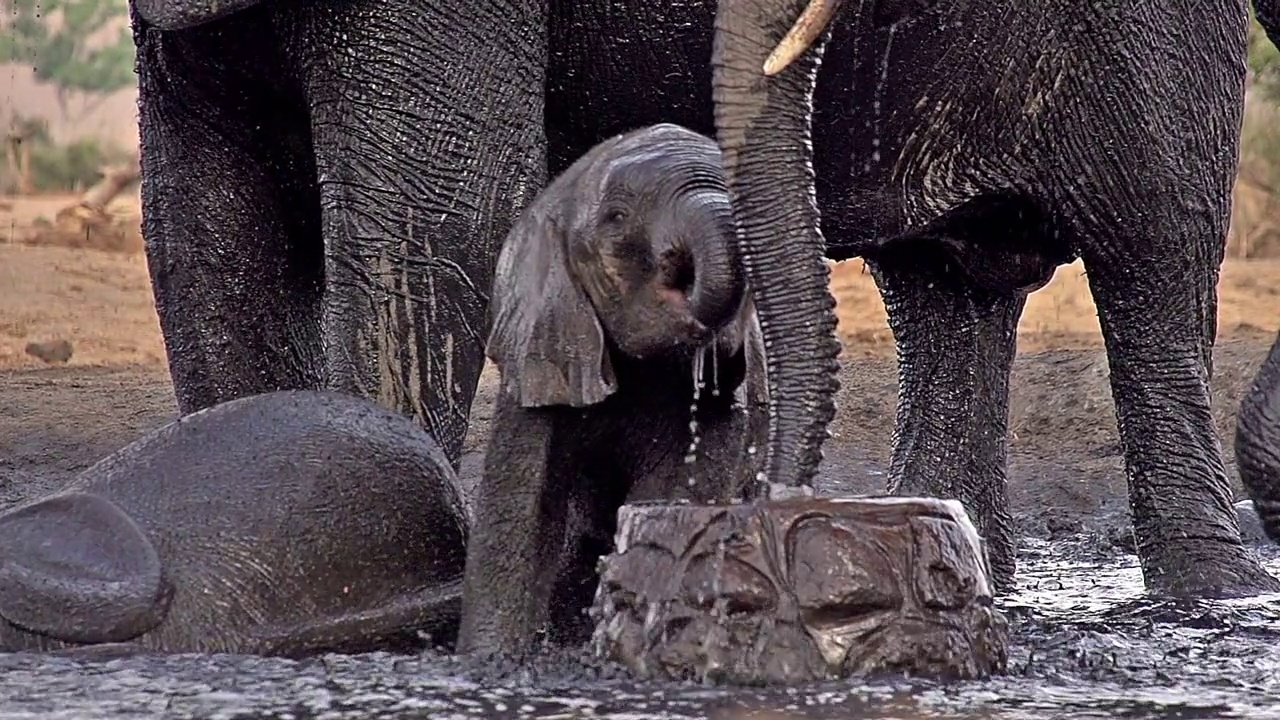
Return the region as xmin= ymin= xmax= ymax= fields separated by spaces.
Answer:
xmin=0 ymin=391 xmax=467 ymax=656
xmin=458 ymin=123 xmax=767 ymax=658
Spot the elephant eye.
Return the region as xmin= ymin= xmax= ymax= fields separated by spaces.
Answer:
xmin=603 ymin=207 xmax=629 ymax=225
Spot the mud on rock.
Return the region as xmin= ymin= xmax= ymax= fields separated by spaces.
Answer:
xmin=591 ymin=498 xmax=1008 ymax=684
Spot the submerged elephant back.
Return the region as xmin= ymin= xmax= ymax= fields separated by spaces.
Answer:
xmin=64 ymin=390 xmax=468 ymax=652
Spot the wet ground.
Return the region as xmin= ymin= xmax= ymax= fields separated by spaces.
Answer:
xmin=3 ymin=347 xmax=1280 ymax=719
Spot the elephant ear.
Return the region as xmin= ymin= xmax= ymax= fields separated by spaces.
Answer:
xmin=0 ymin=492 xmax=170 ymax=644
xmin=487 ymin=204 xmax=617 ymax=408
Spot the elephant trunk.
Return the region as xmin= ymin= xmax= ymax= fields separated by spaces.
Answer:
xmin=712 ymin=0 xmax=842 ymax=489
xmin=686 ymin=195 xmax=747 ymax=335
xmin=1235 ymin=329 xmax=1280 ymax=543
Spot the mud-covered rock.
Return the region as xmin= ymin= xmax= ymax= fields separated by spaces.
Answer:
xmin=590 ymin=497 xmax=1008 ymax=685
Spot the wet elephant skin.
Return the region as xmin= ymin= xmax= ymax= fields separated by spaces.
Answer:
xmin=522 ymin=0 xmax=1280 ymax=601
xmin=711 ymin=0 xmax=1280 ymax=599
xmin=128 ymin=0 xmax=1280 ymax=624
xmin=131 ymin=1 xmax=546 ymax=468
xmin=129 ymin=0 xmax=729 ymax=474
xmin=127 ymin=0 xmax=749 ymax=666
xmin=0 ymin=391 xmax=467 ymax=656
xmin=458 ymin=125 xmax=769 ymax=659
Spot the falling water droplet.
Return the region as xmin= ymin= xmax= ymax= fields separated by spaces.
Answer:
xmin=684 ymin=346 xmax=708 ymax=486
xmin=865 ymin=24 xmax=898 ymax=173
xmin=711 ymin=341 xmax=721 ymax=397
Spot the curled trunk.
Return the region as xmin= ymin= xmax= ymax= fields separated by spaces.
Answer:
xmin=1236 ymin=329 xmax=1280 ymax=543
xmin=712 ymin=0 xmax=842 ymax=489
xmin=685 ymin=195 xmax=746 ymax=333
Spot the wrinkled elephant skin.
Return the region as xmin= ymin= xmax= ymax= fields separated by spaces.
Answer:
xmin=129 ymin=0 xmax=730 ymax=476
xmin=1237 ymin=2 xmax=1280 ymax=548
xmin=458 ymin=125 xmax=769 ymax=659
xmin=1237 ymin=328 xmax=1280 ymax=544
xmin=127 ymin=0 xmax=760 ymax=664
xmin=712 ymin=0 xmax=1280 ymax=598
xmin=133 ymin=0 xmax=262 ymax=31
xmin=130 ymin=1 xmax=546 ymax=468
xmin=129 ymin=0 xmax=1280 ymax=614
xmin=0 ymin=391 xmax=467 ymax=656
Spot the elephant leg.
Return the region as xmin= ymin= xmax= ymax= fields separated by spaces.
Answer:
xmin=458 ymin=399 xmax=570 ymax=657
xmin=1081 ymin=228 xmax=1280 ymax=597
xmin=280 ymin=2 xmax=547 ymax=463
xmin=545 ymin=480 xmax=625 ymax=646
xmin=133 ymin=8 xmax=325 ymax=414
xmin=871 ymin=254 xmax=1025 ymax=594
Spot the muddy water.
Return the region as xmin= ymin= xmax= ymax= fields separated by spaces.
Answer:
xmin=1 ymin=542 xmax=1276 ymax=720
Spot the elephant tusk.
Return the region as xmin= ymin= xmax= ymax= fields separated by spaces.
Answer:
xmin=762 ymin=0 xmax=845 ymax=76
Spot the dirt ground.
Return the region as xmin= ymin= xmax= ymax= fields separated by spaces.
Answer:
xmin=3 ymin=194 xmax=1280 ymax=541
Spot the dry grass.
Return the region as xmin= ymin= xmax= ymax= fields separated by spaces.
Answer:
xmin=1 ymin=192 xmax=143 ymax=254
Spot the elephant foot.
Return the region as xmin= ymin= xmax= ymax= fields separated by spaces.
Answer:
xmin=590 ymin=496 xmax=1009 ymax=684
xmin=1143 ymin=539 xmax=1280 ymax=599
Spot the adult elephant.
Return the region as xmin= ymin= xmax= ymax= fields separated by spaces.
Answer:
xmin=129 ymin=1 xmax=545 ymax=466
xmin=127 ymin=1 xmax=722 ymax=469
xmin=712 ymin=0 xmax=1280 ymax=597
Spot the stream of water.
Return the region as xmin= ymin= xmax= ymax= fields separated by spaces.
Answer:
xmin=1 ymin=541 xmax=1276 ymax=720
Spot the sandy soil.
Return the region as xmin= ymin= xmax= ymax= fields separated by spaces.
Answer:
xmin=3 ymin=194 xmax=1280 ymax=543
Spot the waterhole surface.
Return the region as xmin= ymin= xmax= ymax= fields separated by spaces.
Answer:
xmin=1 ymin=542 xmax=1276 ymax=720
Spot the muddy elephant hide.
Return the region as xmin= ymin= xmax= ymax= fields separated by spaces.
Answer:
xmin=710 ymin=0 xmax=1280 ymax=598
xmin=0 ymin=391 xmax=467 ymax=656
xmin=458 ymin=125 xmax=769 ymax=658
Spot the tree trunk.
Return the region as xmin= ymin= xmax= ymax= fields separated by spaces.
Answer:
xmin=591 ymin=496 xmax=1008 ymax=684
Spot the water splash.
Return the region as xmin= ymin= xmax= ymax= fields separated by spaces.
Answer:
xmin=1 ymin=545 xmax=1277 ymax=718
xmin=698 ymin=534 xmax=732 ymax=685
